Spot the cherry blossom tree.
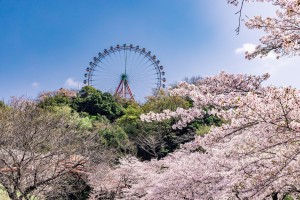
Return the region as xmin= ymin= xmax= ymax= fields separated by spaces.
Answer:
xmin=0 ymin=98 xmax=99 ymax=200
xmin=89 ymin=72 xmax=300 ymax=199
xmin=228 ymin=0 xmax=300 ymax=59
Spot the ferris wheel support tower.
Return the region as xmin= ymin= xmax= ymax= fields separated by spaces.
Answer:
xmin=115 ymin=74 xmax=134 ymax=99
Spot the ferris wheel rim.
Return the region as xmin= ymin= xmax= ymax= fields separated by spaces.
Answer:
xmin=83 ymin=44 xmax=166 ymax=99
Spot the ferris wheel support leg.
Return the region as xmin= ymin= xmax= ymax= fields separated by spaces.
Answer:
xmin=122 ymin=82 xmax=125 ymax=98
xmin=126 ymin=83 xmax=134 ymax=100
xmin=115 ymin=80 xmax=123 ymax=96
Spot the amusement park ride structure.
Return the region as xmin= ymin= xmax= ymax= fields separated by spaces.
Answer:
xmin=115 ymin=73 xmax=134 ymax=99
xmin=84 ymin=44 xmax=166 ymax=101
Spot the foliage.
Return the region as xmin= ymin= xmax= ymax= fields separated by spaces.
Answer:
xmin=116 ymin=103 xmax=143 ymax=126
xmin=98 ymin=124 xmax=132 ymax=154
xmin=37 ymin=88 xmax=77 ymax=109
xmin=38 ymin=95 xmax=72 ymax=108
xmin=114 ymin=96 xmax=137 ymax=109
xmin=189 ymin=109 xmax=223 ymax=128
xmin=0 ymin=100 xmax=6 ymax=108
xmin=77 ymin=116 xmax=94 ymax=130
xmin=41 ymin=105 xmax=94 ymax=130
xmin=0 ymin=186 xmax=14 ymax=200
xmin=73 ymin=86 xmax=123 ymax=121
xmin=143 ymin=90 xmax=190 ymax=113
xmin=195 ymin=125 xmax=211 ymax=136
xmin=229 ymin=0 xmax=300 ymax=59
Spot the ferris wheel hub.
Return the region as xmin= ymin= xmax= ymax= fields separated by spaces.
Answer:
xmin=121 ymin=74 xmax=128 ymax=81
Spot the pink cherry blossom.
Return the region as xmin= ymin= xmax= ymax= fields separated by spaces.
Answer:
xmin=229 ymin=0 xmax=300 ymax=59
xmin=90 ymin=72 xmax=300 ymax=199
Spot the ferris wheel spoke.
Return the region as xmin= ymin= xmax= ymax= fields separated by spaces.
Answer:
xmin=95 ymin=61 xmax=123 ymax=74
xmin=131 ymin=52 xmax=143 ymax=72
xmin=92 ymin=66 xmax=119 ymax=74
xmin=126 ymin=59 xmax=150 ymax=75
xmin=128 ymin=70 xmax=157 ymax=80
xmin=91 ymin=77 xmax=119 ymax=84
xmin=131 ymin=80 xmax=158 ymax=88
xmin=132 ymin=59 xmax=153 ymax=76
xmin=128 ymin=48 xmax=139 ymax=73
xmin=95 ymin=61 xmax=116 ymax=72
xmin=131 ymin=77 xmax=156 ymax=85
xmin=139 ymin=57 xmax=152 ymax=67
xmin=134 ymin=55 xmax=148 ymax=70
xmin=138 ymin=63 xmax=157 ymax=74
xmin=92 ymin=73 xmax=120 ymax=81
xmin=94 ymin=66 xmax=120 ymax=77
xmin=130 ymin=77 xmax=158 ymax=84
xmin=117 ymin=50 xmax=125 ymax=74
xmin=137 ymin=61 xmax=156 ymax=71
xmin=101 ymin=54 xmax=118 ymax=69
xmin=93 ymin=73 xmax=120 ymax=80
xmin=124 ymin=48 xmax=129 ymax=75
xmin=103 ymin=52 xmax=115 ymax=67
xmin=92 ymin=78 xmax=120 ymax=90
xmin=96 ymin=67 xmax=120 ymax=77
xmin=130 ymin=52 xmax=146 ymax=72
xmin=107 ymin=53 xmax=120 ymax=68
xmin=130 ymin=63 xmax=156 ymax=78
xmin=92 ymin=75 xmax=120 ymax=85
xmin=126 ymin=49 xmax=133 ymax=73
xmin=129 ymin=81 xmax=157 ymax=89
xmin=127 ymin=50 xmax=137 ymax=72
xmin=112 ymin=50 xmax=123 ymax=70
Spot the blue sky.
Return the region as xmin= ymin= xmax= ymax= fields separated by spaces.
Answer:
xmin=0 ymin=0 xmax=299 ymax=101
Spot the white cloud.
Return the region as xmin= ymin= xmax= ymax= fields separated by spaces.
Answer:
xmin=258 ymin=57 xmax=300 ymax=88
xmin=64 ymin=78 xmax=81 ymax=89
xmin=235 ymin=43 xmax=278 ymax=60
xmin=31 ymin=82 xmax=39 ymax=88
xmin=262 ymin=52 xmax=277 ymax=60
xmin=235 ymin=43 xmax=256 ymax=54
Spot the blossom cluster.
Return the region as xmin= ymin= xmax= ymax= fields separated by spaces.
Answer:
xmin=141 ymin=71 xmax=270 ymax=128
xmin=229 ymin=0 xmax=300 ymax=59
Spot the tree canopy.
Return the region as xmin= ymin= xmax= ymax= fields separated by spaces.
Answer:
xmin=72 ymin=86 xmax=123 ymax=121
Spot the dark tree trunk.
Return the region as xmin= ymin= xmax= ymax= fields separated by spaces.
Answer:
xmin=272 ymin=192 xmax=278 ymax=200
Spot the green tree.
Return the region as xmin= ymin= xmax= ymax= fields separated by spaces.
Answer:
xmin=116 ymin=102 xmax=143 ymax=126
xmin=98 ymin=125 xmax=132 ymax=153
xmin=72 ymin=86 xmax=123 ymax=121
xmin=37 ymin=88 xmax=76 ymax=109
xmin=0 ymin=100 xmax=6 ymax=108
xmin=38 ymin=95 xmax=71 ymax=108
xmin=143 ymin=90 xmax=190 ymax=113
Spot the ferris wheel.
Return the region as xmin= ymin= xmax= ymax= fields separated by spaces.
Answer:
xmin=84 ymin=44 xmax=166 ymax=101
